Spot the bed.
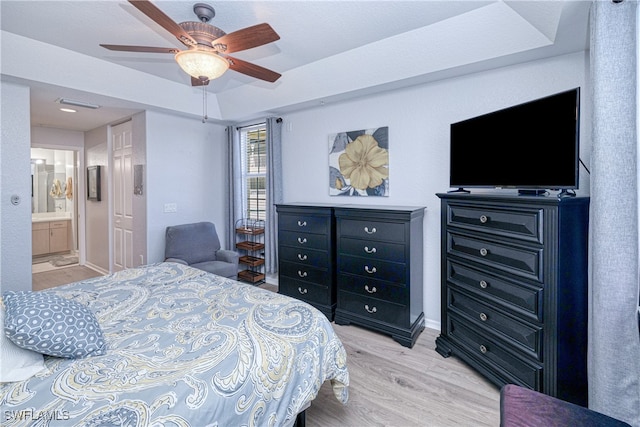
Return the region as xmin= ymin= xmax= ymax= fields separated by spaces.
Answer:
xmin=0 ymin=262 xmax=349 ymax=426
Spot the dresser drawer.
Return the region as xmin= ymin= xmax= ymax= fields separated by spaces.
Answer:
xmin=337 ymin=273 xmax=406 ymax=305
xmin=280 ymin=261 xmax=329 ymax=285
xmin=279 ymin=246 xmax=329 ymax=268
xmin=446 ymin=203 xmax=543 ymax=244
xmin=447 ymin=261 xmax=543 ymax=322
xmin=338 ymin=254 xmax=406 ymax=283
xmin=448 ymin=288 xmax=542 ymax=360
xmin=279 ymin=214 xmax=329 ymax=234
xmin=50 ymin=221 xmax=69 ymax=229
xmin=279 ymin=277 xmax=331 ymax=306
xmin=280 ymin=230 xmax=328 ymax=251
xmin=339 ymin=237 xmax=405 ymax=263
xmin=447 ymin=232 xmax=543 ymax=282
xmin=338 ymin=291 xmax=405 ymax=326
xmin=339 ymin=219 xmax=405 ymax=243
xmin=447 ymin=314 xmax=542 ymax=390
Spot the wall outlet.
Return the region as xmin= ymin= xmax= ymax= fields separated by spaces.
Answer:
xmin=163 ymin=203 xmax=177 ymax=213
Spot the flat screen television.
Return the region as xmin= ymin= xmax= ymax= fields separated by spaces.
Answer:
xmin=449 ymin=88 xmax=580 ymax=194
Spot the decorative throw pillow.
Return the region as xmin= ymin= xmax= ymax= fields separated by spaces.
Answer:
xmin=2 ymin=291 xmax=106 ymax=359
xmin=0 ymin=303 xmax=46 ymax=382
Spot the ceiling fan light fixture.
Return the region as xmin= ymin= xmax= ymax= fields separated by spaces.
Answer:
xmin=175 ymin=50 xmax=229 ymax=81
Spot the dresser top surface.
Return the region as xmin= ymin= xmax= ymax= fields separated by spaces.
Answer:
xmin=436 ymin=192 xmax=589 ymax=206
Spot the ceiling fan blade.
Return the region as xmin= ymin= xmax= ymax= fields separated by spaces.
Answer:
xmin=226 ymin=56 xmax=281 ymax=83
xmin=213 ymin=23 xmax=280 ymax=53
xmin=191 ymin=77 xmax=210 ymax=86
xmin=100 ymin=44 xmax=179 ymax=54
xmin=129 ymin=0 xmax=197 ymax=47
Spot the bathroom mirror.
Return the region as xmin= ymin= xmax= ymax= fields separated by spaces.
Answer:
xmin=31 ymin=149 xmax=76 ymax=214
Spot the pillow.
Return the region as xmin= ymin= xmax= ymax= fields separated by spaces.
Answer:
xmin=0 ymin=302 xmax=46 ymax=382
xmin=2 ymin=291 xmax=106 ymax=359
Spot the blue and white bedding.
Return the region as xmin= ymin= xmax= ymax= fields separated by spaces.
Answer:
xmin=1 ymin=263 xmax=349 ymax=426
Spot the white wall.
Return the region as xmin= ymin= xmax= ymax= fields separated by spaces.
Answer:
xmin=280 ymin=51 xmax=590 ymax=329
xmin=145 ymin=111 xmax=228 ymax=264
xmin=131 ymin=113 xmax=147 ymax=267
xmin=31 ymin=126 xmax=84 ymax=149
xmin=1 ymin=82 xmax=32 ymax=292
xmin=85 ymin=126 xmax=110 ymax=271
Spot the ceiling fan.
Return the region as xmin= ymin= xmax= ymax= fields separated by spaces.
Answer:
xmin=100 ymin=0 xmax=281 ymax=86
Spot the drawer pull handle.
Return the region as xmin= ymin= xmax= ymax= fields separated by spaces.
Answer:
xmin=479 ymin=248 xmax=488 ymax=257
xmin=364 ymin=285 xmax=377 ymax=293
xmin=479 ymin=280 xmax=488 ymax=289
xmin=297 ymin=220 xmax=307 ymax=227
xmin=479 ymin=313 xmax=488 ymax=322
xmin=297 ymin=254 xmax=308 ymax=261
xmin=364 ymin=266 xmax=377 ymax=274
xmin=297 ymin=287 xmax=308 ymax=294
xmin=297 ymin=237 xmax=307 ymax=244
xmin=480 ymin=345 xmax=488 ymax=354
xmin=364 ymin=246 xmax=377 ymax=254
xmin=364 ymin=304 xmax=377 ymax=314
xmin=364 ymin=226 xmax=377 ymax=234
xmin=480 ymin=215 xmax=488 ymax=224
xmin=297 ymin=271 xmax=308 ymax=278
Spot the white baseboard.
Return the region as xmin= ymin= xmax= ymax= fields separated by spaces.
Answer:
xmin=84 ymin=262 xmax=109 ymax=276
xmin=424 ymin=318 xmax=441 ymax=332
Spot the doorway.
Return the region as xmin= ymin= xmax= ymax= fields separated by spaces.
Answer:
xmin=30 ymin=147 xmax=80 ymax=273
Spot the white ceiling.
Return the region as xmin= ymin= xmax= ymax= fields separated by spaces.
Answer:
xmin=0 ymin=1 xmax=591 ymax=131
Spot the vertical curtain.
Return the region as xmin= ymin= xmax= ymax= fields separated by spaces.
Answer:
xmin=265 ymin=117 xmax=283 ymax=274
xmin=589 ymin=1 xmax=640 ymax=425
xmin=226 ymin=125 xmax=244 ymax=250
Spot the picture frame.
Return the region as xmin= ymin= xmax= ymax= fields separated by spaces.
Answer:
xmin=87 ymin=165 xmax=101 ymax=201
xmin=329 ymin=126 xmax=389 ymax=197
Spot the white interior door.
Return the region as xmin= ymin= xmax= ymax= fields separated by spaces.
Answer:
xmin=112 ymin=121 xmax=133 ymax=271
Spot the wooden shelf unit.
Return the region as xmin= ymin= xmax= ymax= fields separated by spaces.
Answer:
xmin=235 ymin=219 xmax=266 ymax=284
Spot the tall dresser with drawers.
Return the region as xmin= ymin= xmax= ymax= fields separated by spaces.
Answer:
xmin=276 ymin=204 xmax=336 ymax=320
xmin=435 ymin=193 xmax=589 ymax=406
xmin=334 ymin=205 xmax=425 ymax=348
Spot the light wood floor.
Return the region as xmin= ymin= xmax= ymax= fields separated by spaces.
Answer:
xmin=31 ymin=268 xmax=501 ymax=426
xmin=307 ymin=324 xmax=500 ymax=427
xmin=32 ymin=265 xmax=103 ymax=291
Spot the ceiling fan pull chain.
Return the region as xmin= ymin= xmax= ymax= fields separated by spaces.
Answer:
xmin=202 ymin=83 xmax=208 ymax=123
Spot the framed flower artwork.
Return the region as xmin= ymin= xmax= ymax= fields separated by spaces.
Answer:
xmin=329 ymin=126 xmax=389 ymax=196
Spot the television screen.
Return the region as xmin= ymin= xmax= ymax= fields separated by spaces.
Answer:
xmin=449 ymin=88 xmax=580 ymax=191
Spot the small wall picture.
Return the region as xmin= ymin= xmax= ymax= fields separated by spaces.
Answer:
xmin=87 ymin=165 xmax=101 ymax=201
xmin=329 ymin=126 xmax=389 ymax=196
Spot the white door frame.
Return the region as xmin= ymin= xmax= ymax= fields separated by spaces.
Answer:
xmin=30 ymin=145 xmax=86 ymax=265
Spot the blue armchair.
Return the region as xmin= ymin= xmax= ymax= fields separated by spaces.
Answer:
xmin=164 ymin=222 xmax=239 ymax=280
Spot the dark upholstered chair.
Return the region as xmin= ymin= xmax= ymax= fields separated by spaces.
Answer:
xmin=500 ymin=384 xmax=631 ymax=427
xmin=164 ymin=222 xmax=239 ymax=280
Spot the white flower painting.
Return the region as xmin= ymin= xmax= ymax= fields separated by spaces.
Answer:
xmin=329 ymin=126 xmax=389 ymax=197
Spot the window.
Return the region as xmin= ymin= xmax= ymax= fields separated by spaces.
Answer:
xmin=240 ymin=124 xmax=267 ymax=221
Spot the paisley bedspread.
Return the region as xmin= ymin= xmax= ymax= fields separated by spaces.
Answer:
xmin=0 ymin=263 xmax=349 ymax=426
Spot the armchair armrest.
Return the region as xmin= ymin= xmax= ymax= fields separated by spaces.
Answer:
xmin=216 ymin=249 xmax=239 ymax=264
xmin=165 ymin=257 xmax=189 ymax=265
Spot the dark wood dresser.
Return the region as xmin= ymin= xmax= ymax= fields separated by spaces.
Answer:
xmin=435 ymin=193 xmax=589 ymax=406
xmin=334 ymin=205 xmax=425 ymax=348
xmin=276 ymin=204 xmax=336 ymax=320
